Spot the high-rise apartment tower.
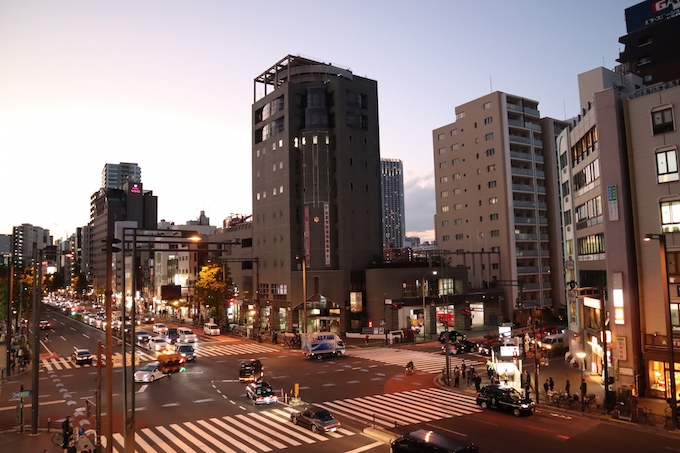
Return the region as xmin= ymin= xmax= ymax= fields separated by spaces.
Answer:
xmin=381 ymin=158 xmax=405 ymax=249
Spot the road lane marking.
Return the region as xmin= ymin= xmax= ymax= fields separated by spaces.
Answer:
xmin=136 ymin=385 xmax=148 ymax=393
xmin=1 ymin=399 xmax=65 ymax=410
xmin=345 ymin=441 xmax=384 ymax=453
xmin=426 ymin=423 xmax=467 ymax=437
xmin=82 ymin=334 xmax=90 ymax=338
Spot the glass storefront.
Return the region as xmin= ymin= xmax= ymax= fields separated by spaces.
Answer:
xmin=648 ymin=360 xmax=680 ymax=399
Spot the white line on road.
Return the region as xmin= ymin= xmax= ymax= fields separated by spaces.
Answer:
xmin=136 ymin=385 xmax=148 ymax=393
xmin=1 ymin=399 xmax=65 ymax=411
xmin=344 ymin=441 xmax=384 ymax=453
xmin=82 ymin=334 xmax=90 ymax=338
xmin=70 ymin=327 xmax=76 ymax=331
xmin=426 ymin=422 xmax=467 ymax=437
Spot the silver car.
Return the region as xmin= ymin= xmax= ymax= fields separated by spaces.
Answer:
xmin=148 ymin=337 xmax=169 ymax=351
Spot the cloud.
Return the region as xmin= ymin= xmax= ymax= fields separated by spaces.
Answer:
xmin=404 ymin=170 xmax=435 ymax=242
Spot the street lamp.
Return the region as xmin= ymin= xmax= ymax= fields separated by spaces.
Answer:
xmin=644 ymin=233 xmax=677 ymax=429
xmin=422 ymin=270 xmax=437 ymax=339
xmin=576 ymin=351 xmax=586 ymax=410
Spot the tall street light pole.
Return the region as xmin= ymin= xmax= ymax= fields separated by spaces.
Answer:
xmin=644 ymin=233 xmax=677 ymax=429
xmin=30 ymin=246 xmax=42 ymax=434
xmin=103 ymin=235 xmax=120 ymax=453
xmin=422 ymin=270 xmax=437 ymax=339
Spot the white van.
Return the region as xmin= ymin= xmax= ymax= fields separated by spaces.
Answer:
xmin=542 ymin=333 xmax=564 ymax=350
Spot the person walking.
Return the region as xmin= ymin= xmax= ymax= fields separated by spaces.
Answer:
xmin=580 ymin=378 xmax=587 ymax=401
xmin=453 ymin=366 xmax=460 ymax=387
xmin=524 ymin=370 xmax=532 ymax=399
xmin=548 ymin=377 xmax=555 ymax=392
xmin=543 ymin=379 xmax=550 ymax=396
xmin=565 ymin=379 xmax=571 ymax=395
xmin=474 ymin=373 xmax=482 ymax=392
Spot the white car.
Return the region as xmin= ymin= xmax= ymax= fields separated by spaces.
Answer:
xmin=203 ymin=323 xmax=220 ymax=336
xmin=153 ymin=323 xmax=168 ymax=335
xmin=148 ymin=337 xmax=169 ymax=351
xmin=178 ymin=327 xmax=197 ymax=343
xmin=134 ymin=362 xmax=164 ymax=383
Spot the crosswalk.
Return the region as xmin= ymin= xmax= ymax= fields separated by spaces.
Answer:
xmin=345 ymin=348 xmax=487 ymax=374
xmin=99 ymin=388 xmax=478 ymax=453
xmin=193 ymin=343 xmax=278 ymax=357
xmin=41 ymin=351 xmax=157 ymax=371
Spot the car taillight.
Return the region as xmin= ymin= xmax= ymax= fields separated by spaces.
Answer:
xmin=476 ymin=393 xmax=480 ymax=397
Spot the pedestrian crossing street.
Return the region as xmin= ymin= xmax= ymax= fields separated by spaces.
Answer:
xmin=100 ymin=388 xmax=479 ymax=453
xmin=345 ymin=348 xmax=487 ymax=374
xmin=193 ymin=343 xmax=278 ymax=357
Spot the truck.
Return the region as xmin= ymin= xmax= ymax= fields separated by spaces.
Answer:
xmin=301 ymin=332 xmax=345 ymax=360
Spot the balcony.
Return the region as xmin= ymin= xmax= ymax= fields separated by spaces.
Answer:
xmin=517 ymin=266 xmax=540 ymax=274
xmin=533 ymin=138 xmax=543 ymax=148
xmin=512 ymin=184 xmax=535 ymax=193
xmin=515 ymin=250 xmax=539 ymax=257
xmin=511 ymin=167 xmax=534 ymax=177
xmin=536 ymin=186 xmax=546 ymax=194
xmin=510 ymin=150 xmax=532 ymax=161
xmin=507 ymin=103 xmax=523 ymax=113
xmin=515 ymin=233 xmax=538 ymax=241
xmin=524 ymin=106 xmax=540 ymax=117
xmin=509 ymin=135 xmax=532 ymax=145
xmin=514 ymin=217 xmax=537 ymax=225
xmin=513 ymin=200 xmax=536 ymax=208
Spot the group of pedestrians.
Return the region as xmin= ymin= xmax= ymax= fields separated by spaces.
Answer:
xmin=451 ymin=360 xmax=483 ymax=391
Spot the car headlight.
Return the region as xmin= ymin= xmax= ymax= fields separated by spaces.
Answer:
xmin=521 ymin=404 xmax=529 ymax=408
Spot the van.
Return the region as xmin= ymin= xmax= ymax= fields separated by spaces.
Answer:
xmin=542 ymin=333 xmax=564 ymax=350
xmin=391 ymin=429 xmax=478 ymax=452
xmin=177 ymin=327 xmax=197 ymax=343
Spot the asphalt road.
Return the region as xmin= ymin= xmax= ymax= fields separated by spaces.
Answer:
xmin=2 ymin=308 xmax=679 ymax=453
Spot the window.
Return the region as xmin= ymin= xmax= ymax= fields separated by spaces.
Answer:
xmin=491 ymin=230 xmax=500 ymax=237
xmin=492 ymin=263 xmax=499 ymax=270
xmin=656 ymin=147 xmax=679 ymax=183
xmin=442 ymin=220 xmax=449 ymax=227
xmin=451 ymin=129 xmax=458 ymax=136
xmin=451 ymin=143 xmax=460 ymax=151
xmin=438 ymin=133 xmax=445 ymax=140
xmin=661 ymin=200 xmax=680 ymax=232
xmin=439 ymin=162 xmax=447 ymax=169
xmin=453 ymin=173 xmax=461 ymax=180
xmin=578 ymin=233 xmax=605 ymax=255
xmin=441 ymin=206 xmax=450 ymax=212
xmin=483 ymin=102 xmax=492 ymax=110
xmin=488 ymin=181 xmax=497 ymax=188
xmin=256 ymin=193 xmax=260 ymax=200
xmin=454 ymin=218 xmax=463 ymax=225
xmin=491 ymin=246 xmax=500 ymax=253
xmin=456 ymin=112 xmax=465 ymax=119
xmin=486 ymin=148 xmax=495 ymax=156
xmin=453 ymin=188 xmax=462 ymax=195
xmin=487 ymin=164 xmax=496 ymax=172
xmin=454 ymin=203 xmax=463 ymax=210
xmin=452 ymin=158 xmax=460 ymax=165
xmin=440 ymin=176 xmax=448 ymax=183
xmin=441 ymin=191 xmax=449 ymax=198
xmin=442 ymin=235 xmax=450 ymax=241
xmin=438 ymin=147 xmax=446 ymax=155
xmin=489 ymin=197 xmax=498 ymax=204
xmin=638 ymin=56 xmax=651 ymax=66
xmin=280 ymin=185 xmax=284 ymax=193
xmin=485 ymin=133 xmax=494 ymax=141
xmin=652 ymin=106 xmax=674 ymax=134
xmin=490 ymin=213 xmax=499 ymax=220
xmin=484 ymin=117 xmax=493 ymax=125
xmin=455 ymin=234 xmax=464 ymax=240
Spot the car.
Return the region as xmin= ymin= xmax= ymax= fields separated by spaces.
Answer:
xmin=177 ymin=327 xmax=197 ymax=343
xmin=148 ymin=337 xmax=169 ymax=352
xmin=441 ymin=340 xmax=479 ymax=355
xmin=438 ymin=330 xmax=466 ymax=343
xmin=153 ymin=323 xmax=168 ymax=335
xmin=39 ymin=320 xmax=51 ymax=330
xmin=391 ymin=429 xmax=478 ymax=452
xmin=110 ymin=319 xmax=122 ymax=331
xmin=203 ymin=323 xmax=220 ymax=336
xmin=134 ymin=361 xmax=165 ymax=383
xmin=245 ymin=380 xmax=278 ymax=405
xmin=239 ymin=359 xmax=264 ymax=382
xmin=476 ymin=384 xmax=535 ymax=417
xmin=290 ymin=406 xmax=341 ymax=433
xmin=141 ymin=313 xmax=155 ymax=324
xmin=136 ymin=331 xmax=152 ymax=343
xmin=165 ymin=328 xmax=180 ymax=344
xmin=175 ymin=344 xmax=197 ymax=362
xmin=72 ymin=348 xmax=94 ymax=365
xmin=123 ymin=322 xmax=133 ymax=334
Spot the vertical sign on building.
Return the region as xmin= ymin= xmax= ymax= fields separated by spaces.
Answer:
xmin=324 ymin=202 xmax=331 ymax=267
xmin=304 ymin=206 xmax=311 ymax=265
xmin=607 ymin=185 xmax=619 ymax=221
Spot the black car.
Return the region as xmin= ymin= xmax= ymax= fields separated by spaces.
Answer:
xmin=245 ymin=380 xmax=278 ymax=405
xmin=476 ymin=384 xmax=535 ymax=417
xmin=391 ymin=429 xmax=478 ymax=452
xmin=164 ymin=328 xmax=180 ymax=344
xmin=239 ymin=359 xmax=264 ymax=382
xmin=175 ymin=344 xmax=197 ymax=362
xmin=442 ymin=339 xmax=479 ymax=355
xmin=290 ymin=405 xmax=341 ymax=433
xmin=438 ymin=330 xmax=466 ymax=343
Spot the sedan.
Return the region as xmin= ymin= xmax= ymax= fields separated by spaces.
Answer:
xmin=476 ymin=384 xmax=535 ymax=417
xmin=134 ymin=362 xmax=164 ymax=383
xmin=291 ymin=406 xmax=341 ymax=433
xmin=442 ymin=340 xmax=479 ymax=355
xmin=153 ymin=323 xmax=168 ymax=335
xmin=245 ymin=381 xmax=278 ymax=406
xmin=148 ymin=337 xmax=169 ymax=352
xmin=39 ymin=320 xmax=51 ymax=330
xmin=175 ymin=344 xmax=196 ymax=362
xmin=136 ymin=331 xmax=152 ymax=343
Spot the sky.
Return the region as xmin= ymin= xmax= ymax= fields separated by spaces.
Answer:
xmin=0 ymin=1 xmax=635 ymax=243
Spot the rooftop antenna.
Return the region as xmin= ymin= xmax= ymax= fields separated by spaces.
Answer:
xmin=490 ymin=76 xmax=493 ymax=92
xmin=563 ymin=99 xmax=567 ymax=120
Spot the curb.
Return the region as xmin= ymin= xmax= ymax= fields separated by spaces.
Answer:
xmin=362 ymin=426 xmax=398 ymax=444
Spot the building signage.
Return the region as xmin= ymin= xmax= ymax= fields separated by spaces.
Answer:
xmin=616 ymin=336 xmax=628 ymax=361
xmin=323 ymin=202 xmax=331 ymax=267
xmin=625 ymin=0 xmax=680 ymax=33
xmin=304 ymin=206 xmax=311 ymax=265
xmin=500 ymin=346 xmax=520 ymax=357
xmin=607 ymin=185 xmax=619 ymax=221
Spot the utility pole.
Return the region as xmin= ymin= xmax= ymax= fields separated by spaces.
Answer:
xmin=103 ymin=235 xmax=120 ymax=453
xmin=31 ymin=246 xmax=42 ymax=434
xmin=5 ymin=259 xmax=13 ymax=377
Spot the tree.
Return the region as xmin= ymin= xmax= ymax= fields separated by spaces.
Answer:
xmin=72 ymin=273 xmax=89 ymax=299
xmin=194 ymin=262 xmax=233 ymax=321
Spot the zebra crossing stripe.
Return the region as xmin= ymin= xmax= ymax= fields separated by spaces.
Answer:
xmin=245 ymin=412 xmax=304 ymax=446
xmin=131 ymin=428 xmax=156 ymax=453
xmin=157 ymin=425 xmax=200 ymax=453
xmin=140 ymin=426 xmax=177 ymax=453
xmin=183 ymin=421 xmax=237 ymax=453
xmin=199 ymin=418 xmax=259 ymax=453
xmin=234 ymin=414 xmax=288 ymax=449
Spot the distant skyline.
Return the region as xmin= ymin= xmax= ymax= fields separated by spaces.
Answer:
xmin=0 ymin=1 xmax=635 ymax=242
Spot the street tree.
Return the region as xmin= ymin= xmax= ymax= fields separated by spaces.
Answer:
xmin=194 ymin=261 xmax=233 ymax=322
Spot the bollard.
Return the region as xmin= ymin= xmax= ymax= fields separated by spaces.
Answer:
xmin=47 ymin=417 xmax=51 ymax=433
xmin=394 ymin=420 xmax=398 ymax=429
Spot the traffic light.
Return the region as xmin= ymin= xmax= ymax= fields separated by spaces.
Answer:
xmin=368 ymin=321 xmax=373 ymax=328
xmin=158 ymin=354 xmax=183 ymax=374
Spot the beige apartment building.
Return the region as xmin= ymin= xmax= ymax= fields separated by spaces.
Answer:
xmin=626 ymin=79 xmax=680 ymax=399
xmin=433 ymin=92 xmax=567 ymax=323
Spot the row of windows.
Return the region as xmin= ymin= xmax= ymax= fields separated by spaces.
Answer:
xmin=575 ymin=196 xmax=602 ymax=224
xmin=578 ymin=233 xmax=605 ymax=255
xmin=573 ymin=158 xmax=600 ymax=194
xmin=570 ymin=126 xmax=598 ymax=167
xmin=255 ymin=186 xmax=285 ymax=200
xmin=259 ymin=283 xmax=288 ymax=295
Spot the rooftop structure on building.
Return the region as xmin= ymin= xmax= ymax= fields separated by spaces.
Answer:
xmin=101 ymin=162 xmax=142 ymax=190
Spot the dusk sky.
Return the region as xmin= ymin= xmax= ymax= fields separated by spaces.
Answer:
xmin=0 ymin=1 xmax=634 ymax=242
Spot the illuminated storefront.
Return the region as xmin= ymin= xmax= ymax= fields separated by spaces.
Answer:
xmin=648 ymin=360 xmax=680 ymax=399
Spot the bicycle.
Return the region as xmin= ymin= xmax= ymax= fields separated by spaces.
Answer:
xmin=639 ymin=406 xmax=658 ymax=427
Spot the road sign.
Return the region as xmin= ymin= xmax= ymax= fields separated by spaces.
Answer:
xmin=10 ymin=390 xmax=32 ymax=399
